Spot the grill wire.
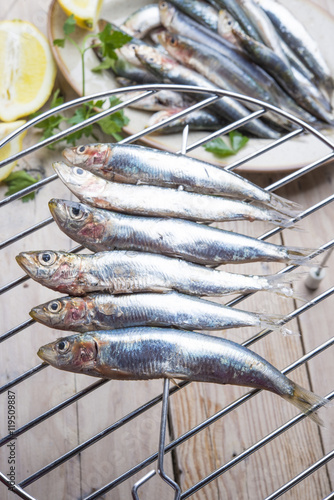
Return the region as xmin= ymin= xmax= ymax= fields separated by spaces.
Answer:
xmin=0 ymin=84 xmax=333 ymax=499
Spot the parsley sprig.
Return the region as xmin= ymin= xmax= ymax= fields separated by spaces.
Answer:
xmin=32 ymin=91 xmax=129 ymax=148
xmin=3 ymin=170 xmax=40 ymax=202
xmin=54 ymin=15 xmax=131 ymax=96
xmin=204 ymin=131 xmax=249 ymax=157
xmin=32 ymin=16 xmax=131 ymax=148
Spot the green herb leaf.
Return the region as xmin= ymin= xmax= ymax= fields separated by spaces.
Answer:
xmin=204 ymin=131 xmax=249 ymax=157
xmin=229 ymin=130 xmax=249 ymax=153
xmin=91 ymin=56 xmax=116 ymax=72
xmin=93 ymin=99 xmax=106 ymax=109
xmin=63 ymin=14 xmax=76 ymax=36
xmin=98 ymin=24 xmax=132 ymax=59
xmin=204 ymin=137 xmax=234 ymax=157
xmin=97 ymin=97 xmax=129 ymax=140
xmin=3 ymin=170 xmax=40 ymax=202
xmin=50 ymin=89 xmax=65 ymax=109
xmin=53 ymin=38 xmax=65 ymax=48
xmin=30 ymin=90 xmax=66 ymax=147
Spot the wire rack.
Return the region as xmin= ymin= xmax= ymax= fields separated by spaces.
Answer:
xmin=0 ymin=84 xmax=333 ymax=499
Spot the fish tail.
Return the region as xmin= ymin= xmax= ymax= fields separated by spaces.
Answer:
xmin=254 ymin=312 xmax=285 ymax=330
xmin=283 ymin=381 xmax=330 ymax=426
xmin=268 ymin=192 xmax=302 ymax=219
xmin=285 ymin=246 xmax=321 ymax=266
xmin=264 ymin=272 xmax=306 ymax=298
xmin=264 ymin=208 xmax=300 ymax=230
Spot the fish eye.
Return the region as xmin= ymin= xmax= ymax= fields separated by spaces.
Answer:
xmin=56 ymin=340 xmax=70 ymax=353
xmin=170 ymin=36 xmax=176 ymax=45
xmin=160 ymin=1 xmax=167 ymax=9
xmin=77 ymin=145 xmax=86 ymax=154
xmin=74 ymin=167 xmax=85 ymax=176
xmin=70 ymin=206 xmax=84 ymax=220
xmin=48 ymin=301 xmax=62 ymax=313
xmin=38 ymin=251 xmax=57 ymax=266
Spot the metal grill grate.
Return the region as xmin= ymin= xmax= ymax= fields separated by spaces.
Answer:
xmin=0 ymin=84 xmax=333 ymax=499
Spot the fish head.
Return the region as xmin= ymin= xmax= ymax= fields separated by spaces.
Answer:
xmin=16 ymin=250 xmax=80 ymax=292
xmin=49 ymin=198 xmax=108 ymax=245
xmin=217 ymin=10 xmax=236 ymax=37
xmin=30 ymin=296 xmax=89 ymax=330
xmin=159 ymin=1 xmax=176 ymax=28
xmin=53 ymin=161 xmax=106 ymax=199
xmin=37 ymin=333 xmax=99 ymax=375
xmin=135 ymin=45 xmax=176 ymax=77
xmin=62 ymin=143 xmax=111 ymax=170
xmin=119 ymin=42 xmax=142 ymax=66
xmin=159 ymin=31 xmax=193 ymax=62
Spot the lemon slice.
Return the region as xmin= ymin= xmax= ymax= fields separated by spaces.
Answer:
xmin=0 ymin=121 xmax=27 ymax=181
xmin=0 ymin=20 xmax=56 ymax=122
xmin=57 ymin=0 xmax=104 ymax=30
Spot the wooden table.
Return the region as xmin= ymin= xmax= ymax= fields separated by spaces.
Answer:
xmin=1 ymin=1 xmax=333 ymax=499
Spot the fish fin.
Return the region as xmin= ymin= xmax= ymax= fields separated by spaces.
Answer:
xmin=268 ymin=192 xmax=302 ymax=219
xmin=170 ymin=377 xmax=182 ymax=388
xmin=254 ymin=312 xmax=285 ymax=330
xmin=285 ymin=246 xmax=322 ymax=266
xmin=264 ymin=272 xmax=303 ymax=298
xmin=283 ymin=381 xmax=330 ymax=426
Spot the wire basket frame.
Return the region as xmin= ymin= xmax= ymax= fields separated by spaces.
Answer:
xmin=0 ymin=84 xmax=333 ymax=499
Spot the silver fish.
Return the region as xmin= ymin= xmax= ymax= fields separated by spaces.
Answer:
xmin=217 ymin=11 xmax=321 ymax=124
xmin=134 ymin=43 xmax=280 ymax=139
xmin=124 ymin=90 xmax=193 ymax=111
xmin=233 ymin=27 xmax=334 ymax=124
xmin=48 ymin=199 xmax=313 ymax=267
xmin=236 ymin=0 xmax=289 ymax=65
xmin=38 ymin=328 xmax=328 ymax=424
xmin=147 ymin=107 xmax=224 ymax=133
xmin=16 ymin=250 xmax=295 ymax=297
xmin=169 ymin=0 xmax=219 ymax=31
xmin=122 ymin=4 xmax=161 ymax=39
xmin=62 ymin=143 xmax=301 ymax=217
xmin=157 ymin=30 xmax=275 ymax=104
xmin=255 ymin=0 xmax=334 ymax=95
xmin=53 ymin=161 xmax=295 ymax=227
xmin=214 ymin=0 xmax=263 ymax=41
xmin=158 ymin=0 xmax=279 ymax=91
xmin=30 ymin=291 xmax=283 ymax=332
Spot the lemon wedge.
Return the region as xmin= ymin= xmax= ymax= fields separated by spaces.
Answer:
xmin=0 ymin=20 xmax=56 ymax=122
xmin=57 ymin=0 xmax=104 ymax=30
xmin=0 ymin=121 xmax=27 ymax=181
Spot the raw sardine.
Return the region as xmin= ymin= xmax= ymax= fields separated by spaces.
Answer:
xmin=49 ymin=199 xmax=312 ymax=267
xmin=62 ymin=143 xmax=301 ymax=217
xmin=147 ymin=107 xmax=223 ymax=133
xmin=169 ymin=0 xmax=219 ymax=31
xmin=37 ymin=327 xmax=328 ymax=424
xmin=134 ymin=44 xmax=280 ymax=139
xmin=157 ymin=30 xmax=276 ymax=104
xmin=233 ymin=27 xmax=334 ymax=124
xmin=30 ymin=291 xmax=283 ymax=332
xmin=53 ymin=161 xmax=295 ymax=227
xmin=122 ymin=4 xmax=161 ymax=39
xmin=255 ymin=0 xmax=333 ymax=95
xmin=16 ymin=250 xmax=296 ymax=297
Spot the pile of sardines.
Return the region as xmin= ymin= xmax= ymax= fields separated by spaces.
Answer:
xmin=93 ymin=0 xmax=334 ymax=137
xmin=17 ymin=143 xmax=328 ymax=424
